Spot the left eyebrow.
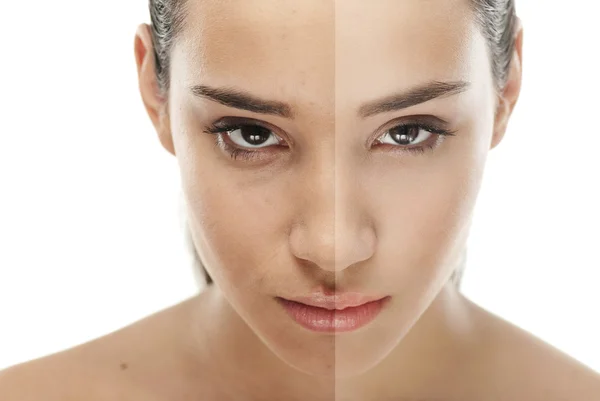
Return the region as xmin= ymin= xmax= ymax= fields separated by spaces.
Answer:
xmin=358 ymin=80 xmax=471 ymax=118
xmin=190 ymin=85 xmax=295 ymax=119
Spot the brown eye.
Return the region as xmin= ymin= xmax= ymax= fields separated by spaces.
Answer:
xmin=380 ymin=125 xmax=432 ymax=146
xmin=227 ymin=125 xmax=280 ymax=148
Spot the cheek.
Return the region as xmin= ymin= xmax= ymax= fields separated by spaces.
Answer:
xmin=368 ymin=127 xmax=489 ymax=283
xmin=170 ymin=100 xmax=299 ymax=297
xmin=178 ymin=153 xmax=294 ymax=294
xmin=191 ymin=182 xmax=281 ymax=282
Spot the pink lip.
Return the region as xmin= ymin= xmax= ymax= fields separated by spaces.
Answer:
xmin=277 ymin=293 xmax=390 ymax=333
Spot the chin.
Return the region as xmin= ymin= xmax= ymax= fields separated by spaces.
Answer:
xmin=271 ymin=336 xmax=398 ymax=379
xmin=335 ymin=337 xmax=398 ymax=377
xmin=256 ymin=318 xmax=403 ymax=379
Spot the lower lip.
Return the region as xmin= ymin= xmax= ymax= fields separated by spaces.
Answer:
xmin=276 ymin=297 xmax=389 ymax=333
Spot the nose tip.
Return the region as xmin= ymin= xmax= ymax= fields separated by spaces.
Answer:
xmin=289 ymin=218 xmax=376 ymax=272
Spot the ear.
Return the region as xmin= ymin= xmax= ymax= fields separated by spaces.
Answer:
xmin=491 ymin=18 xmax=524 ymax=149
xmin=134 ymin=24 xmax=175 ymax=156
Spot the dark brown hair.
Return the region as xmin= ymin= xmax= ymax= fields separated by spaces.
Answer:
xmin=149 ymin=0 xmax=519 ymax=288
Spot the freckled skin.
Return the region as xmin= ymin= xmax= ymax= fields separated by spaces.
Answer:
xmin=1 ymin=0 xmax=600 ymax=400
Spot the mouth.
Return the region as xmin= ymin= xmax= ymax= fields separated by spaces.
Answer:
xmin=276 ymin=293 xmax=391 ymax=333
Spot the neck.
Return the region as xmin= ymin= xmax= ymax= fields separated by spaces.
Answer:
xmin=184 ymin=281 xmax=479 ymax=401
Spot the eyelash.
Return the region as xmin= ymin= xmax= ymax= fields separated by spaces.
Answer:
xmin=202 ymin=121 xmax=456 ymax=161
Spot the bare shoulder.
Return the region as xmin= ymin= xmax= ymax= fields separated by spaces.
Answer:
xmin=0 ymin=340 xmax=139 ymax=401
xmin=0 ymin=350 xmax=133 ymax=401
xmin=466 ymin=299 xmax=600 ymax=401
xmin=0 ymin=296 xmax=203 ymax=401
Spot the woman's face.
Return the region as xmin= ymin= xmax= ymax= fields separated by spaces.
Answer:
xmin=163 ymin=0 xmax=504 ymax=377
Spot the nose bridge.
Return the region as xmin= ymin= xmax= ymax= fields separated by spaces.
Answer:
xmin=289 ymin=154 xmax=376 ymax=273
xmin=334 ymin=164 xmax=375 ymax=269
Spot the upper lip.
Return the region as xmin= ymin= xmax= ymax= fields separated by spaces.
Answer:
xmin=281 ymin=292 xmax=387 ymax=310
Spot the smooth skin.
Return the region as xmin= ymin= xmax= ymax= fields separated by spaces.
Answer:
xmin=2 ymin=0 xmax=600 ymax=400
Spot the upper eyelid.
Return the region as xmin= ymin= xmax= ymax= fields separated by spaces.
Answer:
xmin=386 ymin=122 xmax=454 ymax=135
xmin=375 ymin=115 xmax=451 ymax=133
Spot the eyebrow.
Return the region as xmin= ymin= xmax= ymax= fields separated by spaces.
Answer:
xmin=358 ymin=81 xmax=471 ymax=118
xmin=190 ymin=85 xmax=295 ymax=119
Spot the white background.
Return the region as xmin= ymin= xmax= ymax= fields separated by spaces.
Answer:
xmin=1 ymin=1 xmax=599 ymax=372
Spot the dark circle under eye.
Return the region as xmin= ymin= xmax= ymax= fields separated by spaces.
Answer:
xmin=388 ymin=125 xmax=421 ymax=145
xmin=239 ymin=125 xmax=272 ymax=146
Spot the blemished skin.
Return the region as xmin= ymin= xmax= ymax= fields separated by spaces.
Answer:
xmin=161 ymin=0 xmax=501 ymax=386
xmin=1 ymin=0 xmax=600 ymax=400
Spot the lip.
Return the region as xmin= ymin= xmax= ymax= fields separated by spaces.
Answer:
xmin=284 ymin=292 xmax=386 ymax=310
xmin=276 ymin=293 xmax=390 ymax=333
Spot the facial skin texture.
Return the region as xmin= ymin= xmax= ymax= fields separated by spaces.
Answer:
xmin=135 ymin=0 xmax=522 ymax=398
xmin=332 ymin=0 xmax=495 ymax=378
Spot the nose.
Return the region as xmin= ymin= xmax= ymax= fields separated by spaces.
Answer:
xmin=288 ymin=161 xmax=376 ymax=273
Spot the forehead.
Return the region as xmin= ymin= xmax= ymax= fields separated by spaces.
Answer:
xmin=173 ymin=0 xmax=487 ymax=109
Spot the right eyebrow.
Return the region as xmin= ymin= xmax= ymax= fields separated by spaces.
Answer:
xmin=190 ymin=85 xmax=295 ymax=119
xmin=358 ymin=80 xmax=471 ymax=118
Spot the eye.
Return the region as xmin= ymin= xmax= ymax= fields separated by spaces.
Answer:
xmin=203 ymin=120 xmax=288 ymax=162
xmin=377 ymin=125 xmax=433 ymax=147
xmin=227 ymin=125 xmax=281 ymax=148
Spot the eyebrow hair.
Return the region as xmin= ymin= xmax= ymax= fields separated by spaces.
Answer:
xmin=358 ymin=81 xmax=471 ymax=118
xmin=190 ymin=85 xmax=295 ymax=119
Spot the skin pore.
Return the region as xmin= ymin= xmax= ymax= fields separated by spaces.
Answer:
xmin=2 ymin=0 xmax=600 ymax=400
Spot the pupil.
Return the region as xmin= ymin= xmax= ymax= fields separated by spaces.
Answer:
xmin=390 ymin=126 xmax=418 ymax=145
xmin=241 ymin=126 xmax=271 ymax=145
